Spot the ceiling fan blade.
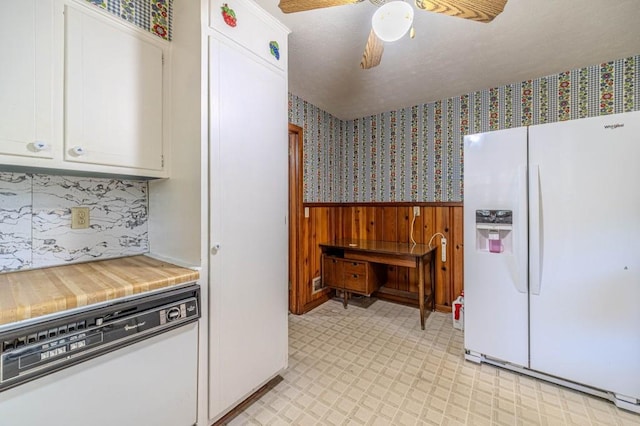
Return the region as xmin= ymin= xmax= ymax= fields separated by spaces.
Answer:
xmin=360 ymin=29 xmax=384 ymax=69
xmin=278 ymin=0 xmax=363 ymax=13
xmin=415 ymin=0 xmax=507 ymax=23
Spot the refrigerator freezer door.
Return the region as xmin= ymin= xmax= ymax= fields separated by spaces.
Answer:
xmin=464 ymin=127 xmax=529 ymax=367
xmin=528 ymin=111 xmax=640 ymax=400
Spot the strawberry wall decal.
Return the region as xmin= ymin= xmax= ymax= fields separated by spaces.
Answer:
xmin=221 ymin=3 xmax=237 ymax=27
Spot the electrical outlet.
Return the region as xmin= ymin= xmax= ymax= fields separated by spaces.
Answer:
xmin=413 ymin=206 xmax=420 ymax=217
xmin=71 ymin=207 xmax=90 ymax=229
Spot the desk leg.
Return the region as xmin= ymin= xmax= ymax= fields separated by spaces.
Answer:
xmin=418 ymin=257 xmax=425 ymax=330
xmin=429 ymin=254 xmax=436 ymax=312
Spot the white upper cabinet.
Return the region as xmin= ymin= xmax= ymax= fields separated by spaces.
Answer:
xmin=208 ymin=0 xmax=287 ymax=71
xmin=0 ymin=0 xmax=169 ymax=178
xmin=64 ymin=3 xmax=166 ymax=173
xmin=0 ymin=0 xmax=55 ymax=159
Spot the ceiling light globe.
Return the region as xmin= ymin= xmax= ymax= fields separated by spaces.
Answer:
xmin=371 ymin=1 xmax=414 ymax=42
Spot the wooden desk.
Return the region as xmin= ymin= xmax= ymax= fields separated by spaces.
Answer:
xmin=319 ymin=240 xmax=437 ymax=330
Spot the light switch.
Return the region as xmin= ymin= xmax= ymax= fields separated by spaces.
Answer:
xmin=71 ymin=207 xmax=90 ymax=229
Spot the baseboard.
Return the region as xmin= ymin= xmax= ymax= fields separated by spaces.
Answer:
xmin=211 ymin=375 xmax=284 ymax=425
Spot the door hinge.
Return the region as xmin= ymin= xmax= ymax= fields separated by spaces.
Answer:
xmin=161 ymin=155 xmax=165 ymax=168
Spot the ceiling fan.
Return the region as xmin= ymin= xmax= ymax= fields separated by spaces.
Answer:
xmin=278 ymin=0 xmax=508 ymax=69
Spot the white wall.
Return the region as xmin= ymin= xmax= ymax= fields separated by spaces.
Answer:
xmin=147 ymin=1 xmax=209 ymax=425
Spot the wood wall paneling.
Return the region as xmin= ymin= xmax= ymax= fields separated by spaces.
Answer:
xmin=295 ymin=204 xmax=463 ymax=314
xmin=299 ymin=207 xmax=332 ymax=313
xmin=288 ymin=124 xmax=303 ymax=314
xmin=451 ymin=207 xmax=464 ymax=306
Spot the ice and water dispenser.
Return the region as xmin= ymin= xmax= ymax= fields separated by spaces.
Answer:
xmin=475 ymin=210 xmax=512 ymax=253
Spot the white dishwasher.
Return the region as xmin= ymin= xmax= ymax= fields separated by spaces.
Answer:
xmin=0 ymin=284 xmax=200 ymax=426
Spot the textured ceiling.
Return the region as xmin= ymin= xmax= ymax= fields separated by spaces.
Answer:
xmin=259 ymin=0 xmax=640 ymax=121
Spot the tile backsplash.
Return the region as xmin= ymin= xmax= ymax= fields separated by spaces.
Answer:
xmin=0 ymin=172 xmax=148 ymax=273
xmin=0 ymin=173 xmax=31 ymax=271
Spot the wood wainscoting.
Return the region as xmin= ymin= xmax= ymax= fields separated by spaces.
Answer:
xmin=291 ymin=203 xmax=463 ymax=314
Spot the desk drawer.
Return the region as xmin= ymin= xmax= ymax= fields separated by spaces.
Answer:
xmin=343 ymin=271 xmax=368 ymax=293
xmin=342 ymin=260 xmax=366 ymax=275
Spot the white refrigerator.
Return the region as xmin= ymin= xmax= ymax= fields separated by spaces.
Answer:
xmin=463 ymin=110 xmax=640 ymax=413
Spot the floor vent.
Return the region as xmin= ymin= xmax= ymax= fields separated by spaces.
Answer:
xmin=311 ymin=276 xmax=323 ymax=294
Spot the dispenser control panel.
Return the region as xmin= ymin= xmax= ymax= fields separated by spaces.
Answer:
xmin=475 ymin=210 xmax=512 ymax=225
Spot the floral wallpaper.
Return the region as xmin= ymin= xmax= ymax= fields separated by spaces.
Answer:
xmin=290 ymin=55 xmax=640 ymax=203
xmin=288 ymin=95 xmax=344 ymax=203
xmin=85 ymin=0 xmax=172 ymax=40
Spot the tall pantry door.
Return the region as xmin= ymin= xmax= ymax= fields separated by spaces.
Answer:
xmin=208 ymin=37 xmax=289 ymax=417
xmin=528 ymin=111 xmax=640 ymax=400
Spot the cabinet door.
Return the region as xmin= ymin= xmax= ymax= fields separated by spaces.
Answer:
xmin=208 ymin=37 xmax=288 ymax=418
xmin=0 ymin=0 xmax=54 ymax=159
xmin=64 ymin=4 xmax=165 ymax=171
xmin=321 ymin=255 xmax=342 ymax=288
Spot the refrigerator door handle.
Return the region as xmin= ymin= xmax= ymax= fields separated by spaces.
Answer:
xmin=515 ymin=164 xmax=528 ymax=293
xmin=529 ymin=164 xmax=543 ymax=295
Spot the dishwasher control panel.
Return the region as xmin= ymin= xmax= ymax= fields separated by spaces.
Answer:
xmin=0 ymin=284 xmax=200 ymax=392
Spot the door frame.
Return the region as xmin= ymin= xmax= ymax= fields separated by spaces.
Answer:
xmin=288 ymin=123 xmax=304 ymax=314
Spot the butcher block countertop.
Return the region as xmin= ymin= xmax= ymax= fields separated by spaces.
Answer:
xmin=0 ymin=255 xmax=199 ymax=327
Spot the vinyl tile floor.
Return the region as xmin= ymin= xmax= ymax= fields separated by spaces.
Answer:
xmin=227 ymin=299 xmax=640 ymax=426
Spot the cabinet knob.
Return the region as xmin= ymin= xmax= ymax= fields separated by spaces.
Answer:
xmin=71 ymin=146 xmax=86 ymax=156
xmin=32 ymin=141 xmax=49 ymax=152
xmin=211 ymin=243 xmax=221 ymax=254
